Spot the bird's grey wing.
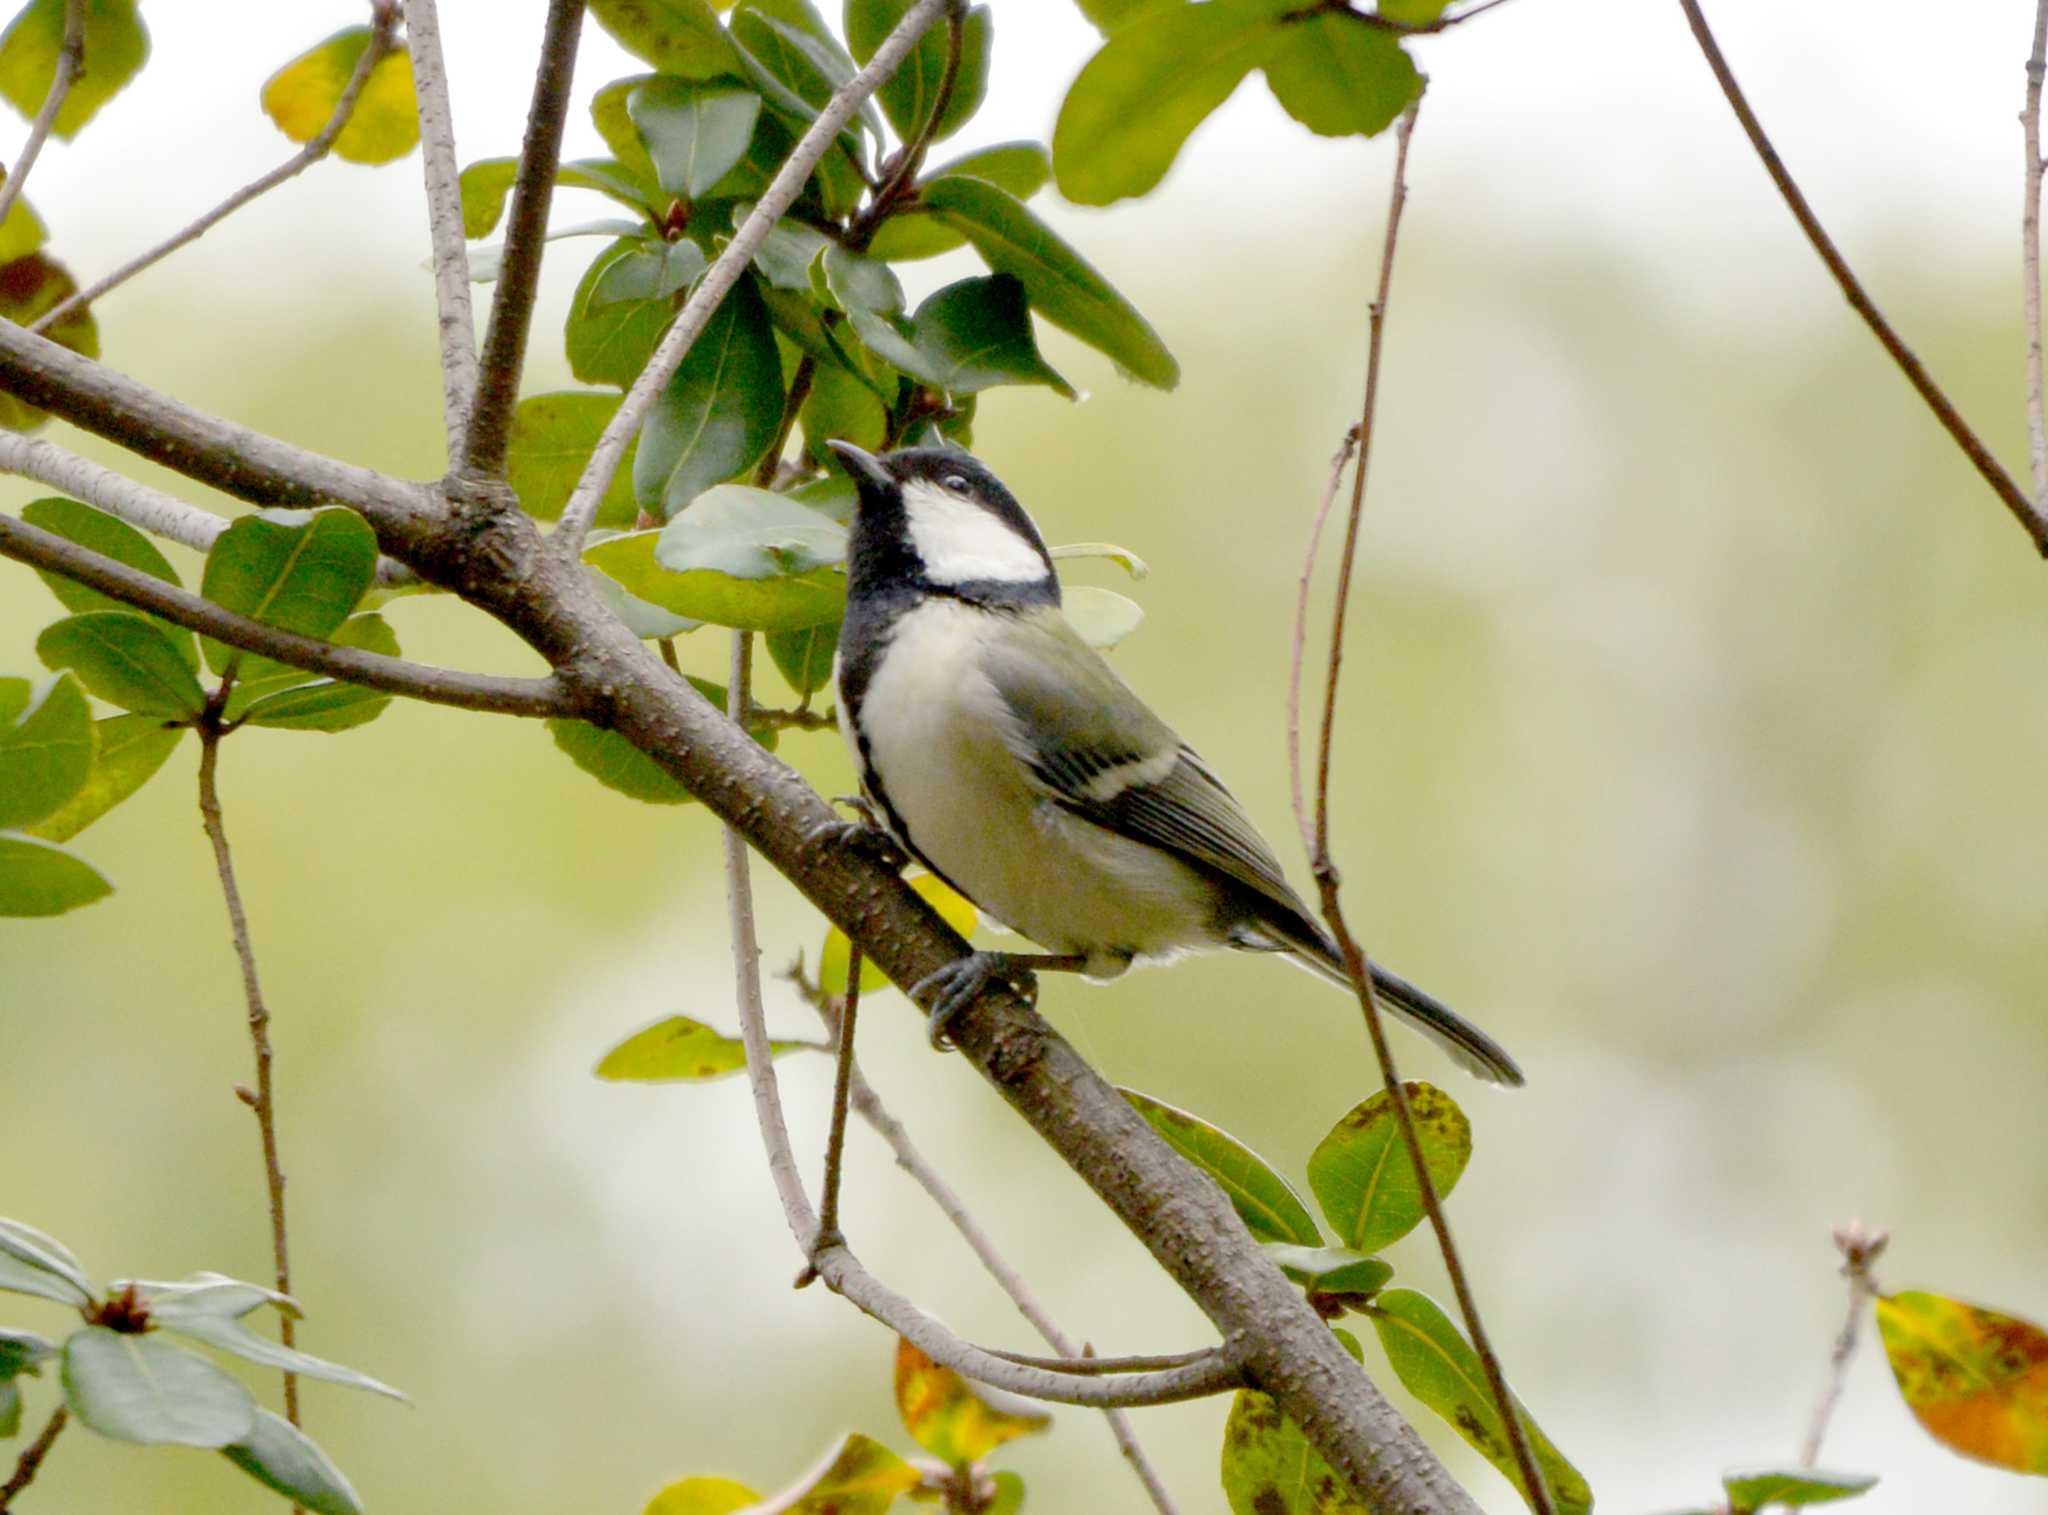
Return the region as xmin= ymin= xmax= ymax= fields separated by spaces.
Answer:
xmin=980 ymin=612 xmax=1311 ymax=919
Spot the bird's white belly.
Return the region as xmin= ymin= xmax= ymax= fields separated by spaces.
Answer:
xmin=847 ymin=603 xmax=1215 ymax=973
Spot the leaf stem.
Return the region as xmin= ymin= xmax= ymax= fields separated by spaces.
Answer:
xmin=0 ymin=1405 xmax=67 ymax=1512
xmin=1677 ymin=0 xmax=2048 ymax=555
xmin=1303 ymin=104 xmax=1556 ymax=1514
xmin=29 ymin=5 xmax=398 ymax=338
xmin=406 ymin=0 xmax=481 ymax=462
xmin=0 ymin=0 xmax=83 ymax=236
xmin=196 ymin=717 xmax=299 ymax=1428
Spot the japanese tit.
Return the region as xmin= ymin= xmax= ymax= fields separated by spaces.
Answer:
xmin=827 ymin=441 xmax=1523 ymax=1087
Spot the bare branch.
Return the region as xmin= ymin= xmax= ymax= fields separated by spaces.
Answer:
xmin=1287 ymin=429 xmax=1356 ymax=858
xmin=462 ymin=0 xmax=585 ymax=479
xmin=0 ymin=1405 xmax=67 ymax=1512
xmin=0 ymin=0 xmax=84 ymax=235
xmin=406 ymin=0 xmax=481 ymax=462
xmin=0 ymin=512 xmax=572 ymax=718
xmin=2025 ymin=1 xmax=2048 ymax=504
xmin=196 ymin=718 xmax=300 ymax=1427
xmin=1305 ymin=106 xmax=1555 ymax=1512
xmin=551 ymin=0 xmax=952 ymax=553
xmin=1800 ymin=1221 xmax=1887 ymax=1466
xmin=30 ymin=8 xmax=399 ymax=338
xmin=0 ymin=430 xmax=418 ymax=586
xmin=1678 ymin=0 xmax=2048 ymax=555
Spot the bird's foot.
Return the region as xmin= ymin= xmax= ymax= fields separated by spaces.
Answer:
xmin=911 ymin=951 xmax=1030 ymax=1051
xmin=809 ymin=798 xmax=909 ymax=871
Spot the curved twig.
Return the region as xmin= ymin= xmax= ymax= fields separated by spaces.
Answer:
xmin=406 ymin=0 xmax=480 ymax=462
xmin=1678 ymin=0 xmax=2048 ymax=555
xmin=0 ymin=0 xmax=84 ymax=235
xmin=0 ymin=1405 xmax=66 ymax=1511
xmin=0 ymin=513 xmax=572 ymax=718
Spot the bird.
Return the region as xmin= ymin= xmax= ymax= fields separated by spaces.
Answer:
xmin=825 ymin=440 xmax=1523 ymax=1087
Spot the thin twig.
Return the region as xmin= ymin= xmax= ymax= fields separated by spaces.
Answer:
xmin=2025 ymin=1 xmax=2048 ymax=505
xmin=406 ymin=0 xmax=480 ymax=462
xmin=0 ymin=513 xmax=573 ymax=718
xmin=754 ymin=356 xmax=817 ymax=488
xmin=462 ymin=0 xmax=585 ymax=479
xmin=811 ymin=945 xmax=861 ymax=1261
xmin=0 ymin=0 xmax=84 ymax=235
xmin=1304 ymin=106 xmax=1556 ymax=1513
xmin=29 ymin=8 xmax=398 ymax=338
xmin=1799 ymin=1222 xmax=1887 ymax=1466
xmin=0 ymin=430 xmax=418 ymax=585
xmin=1677 ymin=0 xmax=2048 ymax=555
xmin=1286 ymin=429 xmax=1357 ymax=858
xmin=196 ymin=718 xmax=299 ymax=1428
xmin=552 ymin=0 xmax=950 ymax=554
xmin=0 ymin=1405 xmax=67 ymax=1511
xmin=984 ymin=1347 xmax=1218 ymax=1376
xmin=849 ymin=2 xmax=966 ymax=249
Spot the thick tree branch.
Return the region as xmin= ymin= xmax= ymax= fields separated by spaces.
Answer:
xmin=0 ymin=513 xmax=571 ymax=718
xmin=1678 ymin=0 xmax=2048 ymax=555
xmin=406 ymin=0 xmax=481 ymax=462
xmin=551 ymin=0 xmax=951 ymax=552
xmin=462 ymin=0 xmax=584 ymax=479
xmin=0 ymin=0 xmax=83 ymax=235
xmin=30 ymin=7 xmax=398 ymax=339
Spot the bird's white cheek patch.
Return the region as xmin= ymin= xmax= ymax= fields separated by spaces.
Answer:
xmin=902 ymin=480 xmax=1046 ymax=585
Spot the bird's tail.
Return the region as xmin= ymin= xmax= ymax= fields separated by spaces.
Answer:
xmin=1281 ymin=930 xmax=1526 ymax=1088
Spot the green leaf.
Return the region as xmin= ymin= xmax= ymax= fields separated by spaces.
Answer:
xmin=865 ymin=143 xmax=1050 ymax=261
xmin=62 ymin=1327 xmax=255 ymax=1447
xmin=151 ymin=1311 xmax=404 ymax=1402
xmin=592 ymin=239 xmax=708 ymax=307
xmin=923 ymin=176 xmax=1178 ymax=388
xmin=1261 ymin=1243 xmax=1393 ymax=1303
xmin=987 ymin=1470 xmax=1024 ymax=1515
xmin=0 ymin=171 xmax=43 ymax=261
xmin=1262 ymin=15 xmax=1419 ymax=138
xmin=771 ymin=1430 xmax=921 ymax=1513
xmin=0 ymin=252 xmax=98 ymax=431
xmin=799 ymin=360 xmax=888 ymax=458
xmin=566 ymin=237 xmax=678 ymax=386
xmin=1221 ymin=1379 xmax=1369 ymax=1514
xmin=0 ymin=671 xmax=92 ymax=829
xmin=748 ymin=214 xmax=832 ymax=291
xmin=508 ymin=392 xmax=641 ymax=528
xmin=634 ymin=275 xmax=785 ymax=515
xmin=1050 ymin=540 xmax=1149 ymax=578
xmin=1053 ymin=0 xmax=1281 ymax=208
xmin=730 ymin=7 xmax=876 ymax=157
xmin=27 ymin=712 xmax=180 ymax=843
xmin=821 ymin=873 xmax=976 ymax=994
xmin=595 ymin=1014 xmax=813 ymax=1081
xmin=198 ymin=507 xmax=378 ymax=675
xmin=894 ymin=1337 xmax=1050 ymax=1467
xmin=239 ymin=681 xmax=388 ymax=734
xmin=586 ymin=528 xmax=845 ymax=631
xmin=631 ymin=77 xmax=763 ymax=199
xmin=588 ymin=0 xmax=743 ymax=79
xmin=223 ymin=1410 xmax=365 ymax=1515
xmin=458 ymin=157 xmax=519 ymax=238
xmin=1876 ymin=1289 xmax=2048 ymax=1473
xmin=219 ymin=610 xmax=395 ymax=723
xmin=19 ymin=497 xmax=197 ymax=668
xmin=765 ymin=620 xmax=839 ymax=694
xmin=1062 ymin=585 xmax=1143 ymax=650
xmin=908 ymin=274 xmax=1073 ymax=397
xmin=36 ymin=612 xmax=205 ymax=718
xmin=1368 ymin=1289 xmax=1593 ymax=1515
xmin=846 ymin=0 xmax=991 ymax=145
xmin=0 ymin=0 xmax=148 ymax=139
xmin=1119 ymin=1088 xmax=1320 ymax=1246
xmin=260 ymin=26 xmax=419 ymax=166
xmin=0 ymin=1218 xmax=93 ymax=1305
xmin=0 ymin=831 xmax=110 ymax=916
xmin=0 ymin=676 xmax=24 ymax=725
xmin=1377 ymin=0 xmax=1452 ymax=22
xmin=548 ymin=719 xmax=694 ymax=804
xmin=0 ymin=1381 xmax=18 ymax=1438
xmin=1074 ymin=0 xmax=1185 ymax=34
xmin=643 ymin=1476 xmax=762 ymax=1515
xmin=461 ymin=155 xmax=660 ymax=238
xmin=128 ymin=1272 xmax=298 ymax=1321
xmin=0 ymin=1328 xmax=56 ymax=1382
xmin=1722 ymin=1468 xmax=1878 ymax=1512
xmin=1307 ymin=1081 xmax=1470 ymax=1253
xmin=659 ymin=484 xmax=847 ymax=576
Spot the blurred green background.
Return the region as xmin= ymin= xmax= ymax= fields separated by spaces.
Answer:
xmin=6 ymin=3 xmax=2048 ymax=1512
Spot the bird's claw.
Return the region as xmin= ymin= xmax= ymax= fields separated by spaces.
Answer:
xmin=911 ymin=951 xmax=1031 ymax=1050
xmin=808 ymin=806 xmax=909 ymax=871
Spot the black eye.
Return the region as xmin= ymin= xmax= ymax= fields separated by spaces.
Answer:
xmin=942 ymin=474 xmax=969 ymax=493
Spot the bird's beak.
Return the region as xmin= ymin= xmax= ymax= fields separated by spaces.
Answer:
xmin=826 ymin=439 xmax=892 ymax=491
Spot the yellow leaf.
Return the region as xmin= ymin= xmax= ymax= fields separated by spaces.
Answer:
xmin=594 ymin=1015 xmax=813 ymax=1082
xmin=261 ymin=27 xmax=420 ymax=166
xmin=893 ymin=1338 xmax=1050 ymax=1469
xmin=821 ymin=874 xmax=977 ymax=996
xmin=642 ymin=1476 xmax=758 ymax=1515
xmin=1876 ymin=1290 xmax=2048 ymax=1472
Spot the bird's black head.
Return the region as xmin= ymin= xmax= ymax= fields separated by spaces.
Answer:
xmin=828 ymin=441 xmax=1055 ymax=601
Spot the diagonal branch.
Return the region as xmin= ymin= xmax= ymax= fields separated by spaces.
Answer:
xmin=406 ymin=0 xmax=481 ymax=463
xmin=461 ymin=0 xmax=585 ymax=479
xmin=0 ymin=1405 xmax=66 ymax=1511
xmin=30 ymin=6 xmax=399 ymax=338
xmin=1678 ymin=0 xmax=2048 ymax=556
xmin=0 ymin=512 xmax=572 ymax=718
xmin=551 ymin=0 xmax=952 ymax=553
xmin=2024 ymin=0 xmax=2048 ymax=505
xmin=0 ymin=0 xmax=84 ymax=235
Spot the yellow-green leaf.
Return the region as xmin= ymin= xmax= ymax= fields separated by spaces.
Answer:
xmin=585 ymin=528 xmax=846 ymax=633
xmin=261 ymin=27 xmax=419 ymax=166
xmin=821 ymin=874 xmax=976 ymax=995
xmin=1121 ymin=1087 xmax=1321 ymax=1247
xmin=1722 ymin=1467 xmax=1877 ymax=1512
xmin=28 ymin=712 xmax=181 ymax=843
xmin=642 ymin=1476 xmax=760 ymax=1515
xmin=595 ymin=1014 xmax=814 ymax=1082
xmin=893 ymin=1339 xmax=1050 ymax=1468
xmin=0 ymin=831 xmax=111 ymax=915
xmin=1876 ymin=1290 xmax=2048 ymax=1472
xmin=0 ymin=0 xmax=148 ymax=139
xmin=1307 ymin=1081 xmax=1469 ymax=1254
xmin=771 ymin=1432 xmax=919 ymax=1514
xmin=507 ymin=391 xmax=640 ymax=527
